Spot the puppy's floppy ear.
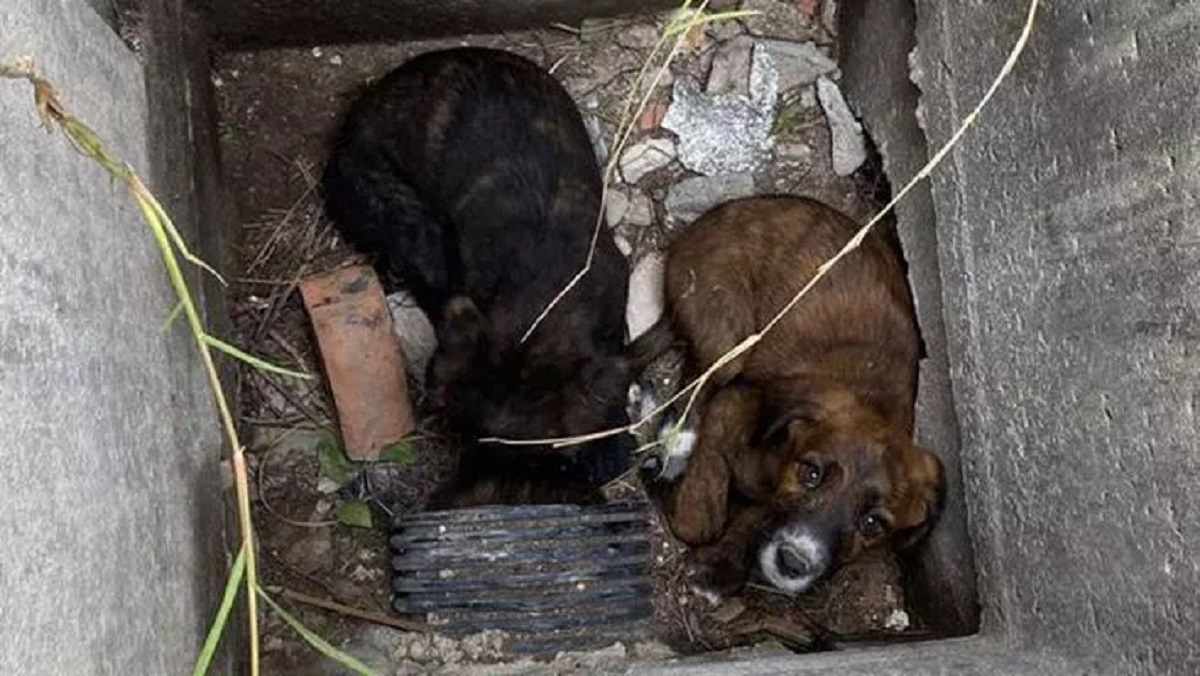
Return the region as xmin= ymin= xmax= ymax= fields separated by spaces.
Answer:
xmin=754 ymin=400 xmax=823 ymax=446
xmin=893 ymin=445 xmax=946 ymax=551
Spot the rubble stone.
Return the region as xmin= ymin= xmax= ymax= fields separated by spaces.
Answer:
xmin=618 ymin=137 xmax=677 ymax=184
xmin=816 ymin=75 xmax=866 ymax=175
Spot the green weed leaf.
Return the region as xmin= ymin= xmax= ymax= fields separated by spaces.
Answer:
xmin=335 ymin=500 xmax=373 ymax=529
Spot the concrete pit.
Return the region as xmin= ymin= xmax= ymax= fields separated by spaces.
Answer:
xmin=1 ymin=0 xmax=1197 ymax=674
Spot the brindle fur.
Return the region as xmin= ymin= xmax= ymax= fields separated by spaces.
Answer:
xmin=323 ymin=48 xmax=639 ymax=507
xmin=650 ymin=195 xmax=945 ymax=596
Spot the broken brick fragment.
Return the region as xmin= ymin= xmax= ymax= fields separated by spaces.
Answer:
xmin=301 ymin=265 xmax=415 ymax=460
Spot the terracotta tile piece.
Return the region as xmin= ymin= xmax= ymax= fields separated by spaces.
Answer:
xmin=300 ymin=265 xmax=415 ymax=460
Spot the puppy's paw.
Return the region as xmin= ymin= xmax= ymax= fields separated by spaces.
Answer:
xmin=659 ymin=425 xmax=696 ymax=481
xmin=638 ymin=423 xmax=695 ymax=487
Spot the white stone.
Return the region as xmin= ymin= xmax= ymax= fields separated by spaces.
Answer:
xmin=617 ymin=24 xmax=661 ymax=49
xmin=884 ymin=608 xmax=911 ymax=631
xmin=756 ymin=40 xmax=837 ymax=93
xmin=822 ymin=0 xmax=839 ymax=36
xmin=618 ymin=137 xmax=677 ymax=184
xmin=816 ymin=76 xmax=867 ymax=175
xmin=581 ymin=94 xmax=608 ymax=164
xmin=605 ymin=188 xmax=630 ymax=225
xmin=386 ymin=291 xmax=438 ymax=386
xmin=777 ymin=141 xmax=815 ymax=163
xmin=613 ymin=231 xmax=634 ymax=257
xmin=663 ymin=47 xmax=779 ymax=176
xmin=799 ymin=84 xmax=818 ymax=108
xmin=665 ymin=173 xmax=756 ymax=224
xmin=707 ymin=37 xmax=756 ymax=97
xmin=626 ymin=253 xmax=665 ymax=341
xmin=625 ymin=190 xmax=655 ymax=227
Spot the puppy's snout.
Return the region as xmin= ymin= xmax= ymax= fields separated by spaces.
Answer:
xmin=758 ymin=524 xmax=832 ymax=593
xmin=775 ymin=544 xmax=815 ymax=580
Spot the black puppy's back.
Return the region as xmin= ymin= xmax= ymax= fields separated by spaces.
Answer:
xmin=323 ymin=48 xmax=634 ymax=506
xmin=322 ymin=47 xmax=625 ymax=335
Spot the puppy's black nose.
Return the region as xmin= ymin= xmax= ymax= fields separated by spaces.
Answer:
xmin=776 ymin=545 xmax=813 ymax=579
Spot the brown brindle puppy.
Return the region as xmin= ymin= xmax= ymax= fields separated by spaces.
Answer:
xmin=645 ymin=195 xmax=945 ymax=601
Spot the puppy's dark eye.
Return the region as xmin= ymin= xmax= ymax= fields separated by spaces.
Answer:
xmin=800 ymin=461 xmax=824 ymax=488
xmin=858 ymin=513 xmax=886 ymax=538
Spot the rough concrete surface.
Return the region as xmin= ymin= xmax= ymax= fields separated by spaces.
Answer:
xmin=0 ymin=0 xmax=227 ymax=674
xmin=836 ymin=0 xmax=979 ymax=637
xmin=630 ymin=637 xmax=1080 ymax=675
xmin=912 ymin=0 xmax=1200 ymax=673
xmin=200 ymin=0 xmax=678 ymax=48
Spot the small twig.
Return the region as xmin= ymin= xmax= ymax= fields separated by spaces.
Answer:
xmin=252 ymin=370 xmax=327 ymax=428
xmin=549 ymin=21 xmax=581 ymax=35
xmin=235 ymin=277 xmax=296 ymax=286
xmin=252 ymin=264 xmax=308 ymax=344
xmin=240 ymin=415 xmax=314 ymax=428
xmin=274 ymin=588 xmax=430 ymax=633
xmin=267 ymin=329 xmax=311 ymax=373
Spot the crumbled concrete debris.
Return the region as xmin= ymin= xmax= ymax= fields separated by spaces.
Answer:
xmin=707 ymin=37 xmax=835 ymax=99
xmin=663 ymin=45 xmax=778 ymax=176
xmin=616 ymin=23 xmax=661 ymax=50
xmin=619 ymin=137 xmax=677 ymax=184
xmin=816 ymin=76 xmax=866 ymax=176
xmin=821 ymin=0 xmax=839 ymax=36
xmin=613 ymin=231 xmax=634 ymax=257
xmin=707 ymin=37 xmax=756 ymax=97
xmin=706 ymin=13 xmax=746 ymax=43
xmin=581 ymin=93 xmax=609 ymax=164
xmin=382 ymin=632 xmax=662 ymax=676
xmin=884 ymin=608 xmax=911 ymax=631
xmin=607 ymin=187 xmax=654 ymax=228
xmin=799 ymin=84 xmax=818 ymax=108
xmin=316 ymin=476 xmax=341 ymax=494
xmin=312 ymin=497 xmax=333 ymax=516
xmin=283 ymin=527 xmax=333 ymax=575
xmin=605 ymin=188 xmax=630 ymax=226
xmin=627 ymin=253 xmax=665 ymax=341
xmin=665 ymin=173 xmax=756 ymax=224
xmin=389 ymin=629 xmax=508 ymax=668
xmin=624 ymin=190 xmax=655 ymax=227
xmin=777 ymin=140 xmax=815 ymax=163
xmin=387 ymin=290 xmax=438 ymax=386
xmin=756 ymin=40 xmax=837 ymax=93
xmin=739 ymin=0 xmax=821 ymax=41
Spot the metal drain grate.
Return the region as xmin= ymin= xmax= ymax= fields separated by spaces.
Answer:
xmin=391 ymin=501 xmax=654 ymax=656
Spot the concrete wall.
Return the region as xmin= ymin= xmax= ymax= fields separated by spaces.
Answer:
xmin=836 ymin=0 xmax=979 ymax=637
xmin=86 ymin=0 xmax=115 ymax=26
xmin=198 ymin=0 xmax=678 ymax=48
xmin=0 ymin=0 xmax=232 ymax=673
xmin=834 ymin=0 xmax=1200 ymax=673
xmin=909 ymin=0 xmax=1200 ymax=671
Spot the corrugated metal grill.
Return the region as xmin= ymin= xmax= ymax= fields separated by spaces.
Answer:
xmin=391 ymin=501 xmax=654 ymax=656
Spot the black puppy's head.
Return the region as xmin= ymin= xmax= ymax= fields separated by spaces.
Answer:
xmin=427 ymin=296 xmax=634 ymax=486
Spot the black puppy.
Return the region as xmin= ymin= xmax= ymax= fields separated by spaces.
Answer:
xmin=323 ymin=47 xmax=637 ymax=507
